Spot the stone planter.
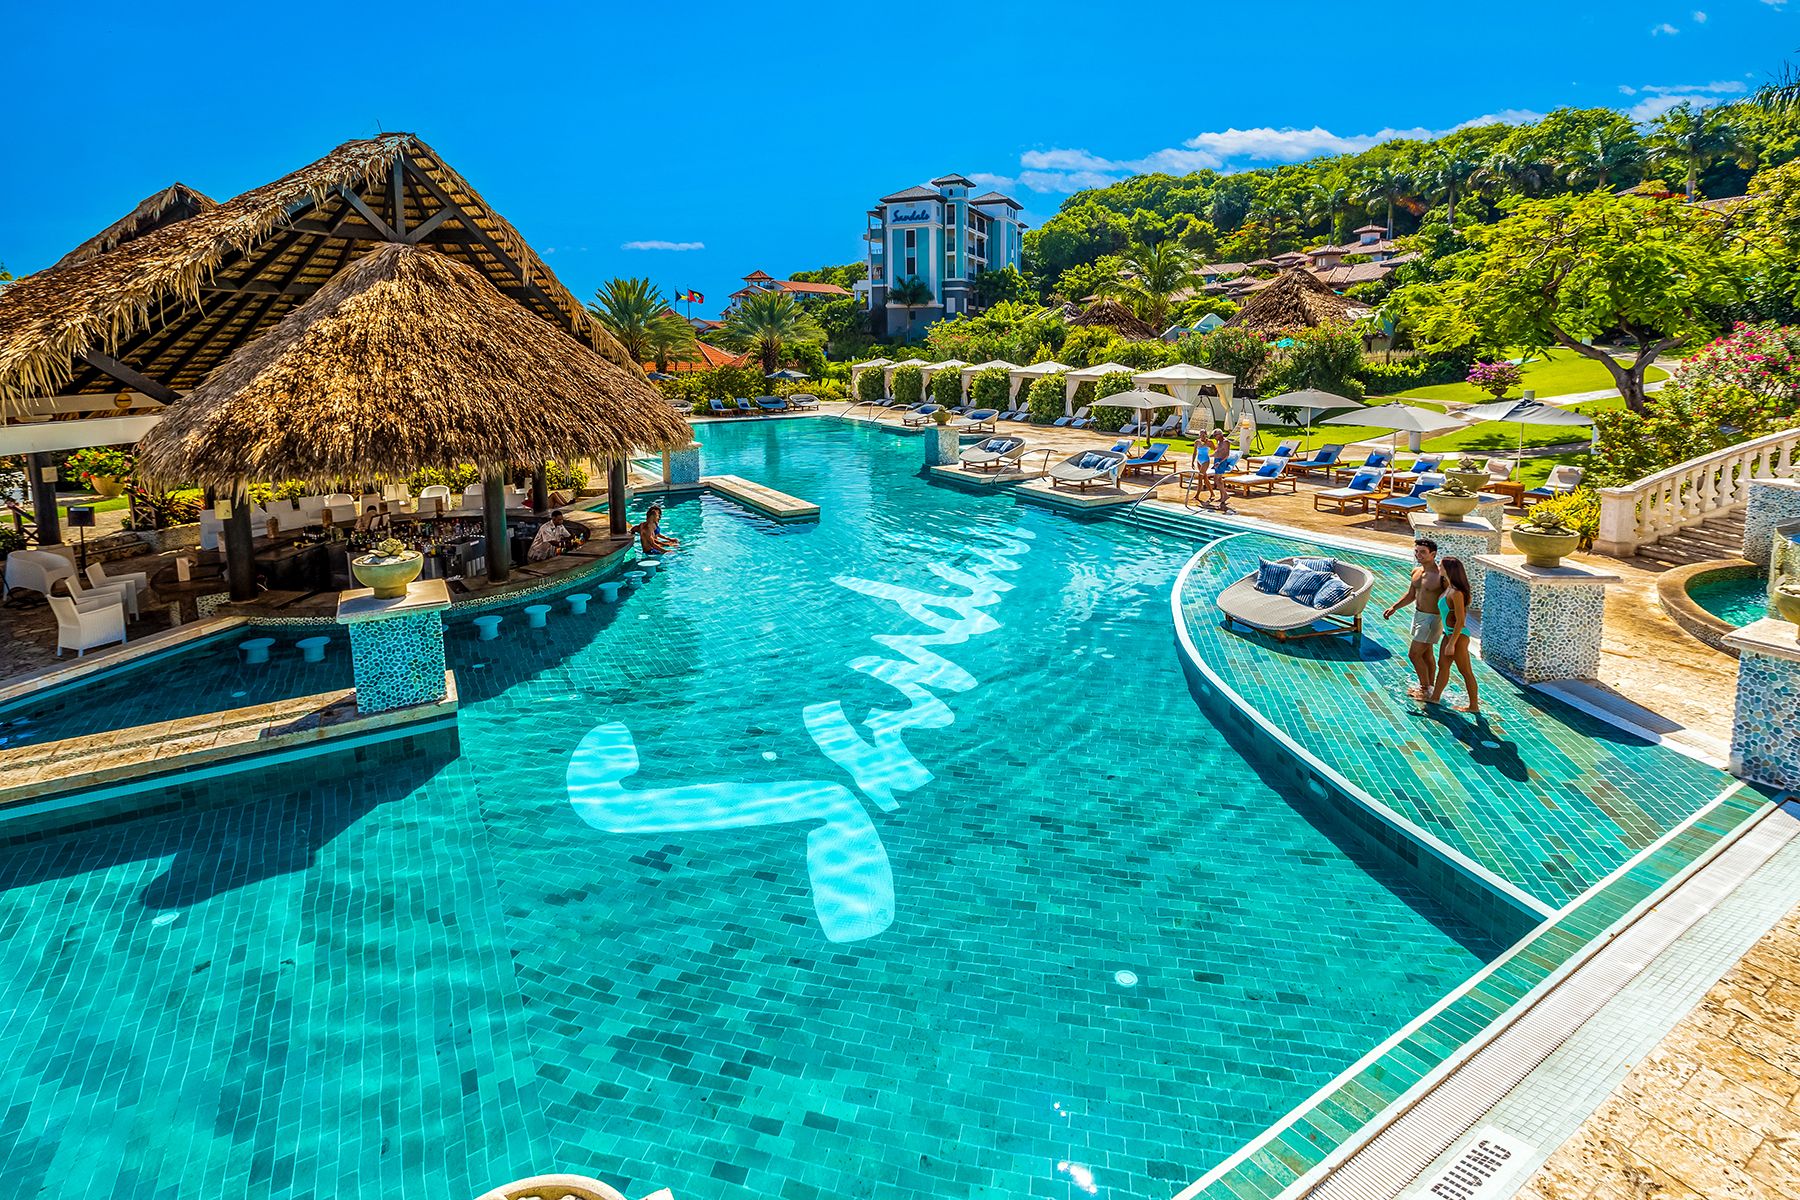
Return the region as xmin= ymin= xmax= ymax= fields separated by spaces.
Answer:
xmin=134 ymin=522 xmax=202 ymax=552
xmin=1424 ymin=489 xmax=1480 ymax=519
xmin=1445 ymin=469 xmax=1490 ymax=493
xmin=1773 ymin=588 xmax=1800 ymax=625
xmin=351 ymin=550 xmax=424 ymax=599
xmin=1509 ymin=527 xmax=1580 ymax=569
xmin=89 ymin=475 xmax=126 ymax=499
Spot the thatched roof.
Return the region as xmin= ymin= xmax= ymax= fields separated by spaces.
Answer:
xmin=0 ymin=133 xmax=636 ymax=411
xmin=51 ymin=183 xmax=218 ymax=270
xmin=1068 ymin=298 xmax=1157 ymax=340
xmin=133 ymin=243 xmax=691 ymax=491
xmin=1224 ymin=267 xmax=1360 ymax=334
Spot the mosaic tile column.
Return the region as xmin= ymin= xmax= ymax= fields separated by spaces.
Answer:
xmin=924 ymin=425 xmax=961 ymax=467
xmin=1410 ymin=514 xmax=1503 ymax=616
xmin=1770 ymin=518 xmax=1800 ymax=591
xmin=1475 ymin=555 xmax=1619 ymax=682
xmin=667 ymin=442 xmax=702 ymax=486
xmin=1742 ymin=478 xmax=1800 ymax=567
xmin=1723 ymin=619 xmax=1800 ymax=791
xmin=1474 ymin=494 xmax=1507 ymax=531
xmin=337 ymin=578 xmax=451 ymax=715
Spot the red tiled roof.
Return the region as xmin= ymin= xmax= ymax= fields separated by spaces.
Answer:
xmin=776 ymin=279 xmax=850 ymax=297
xmin=647 ymin=340 xmax=749 ymax=372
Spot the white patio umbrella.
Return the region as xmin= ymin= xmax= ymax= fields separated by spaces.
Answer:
xmin=1322 ymin=402 xmax=1464 ymax=460
xmin=1099 ymin=389 xmax=1192 ymax=447
xmin=1245 ymin=388 xmax=1365 ymax=451
xmin=1455 ymin=397 xmax=1595 ymax=480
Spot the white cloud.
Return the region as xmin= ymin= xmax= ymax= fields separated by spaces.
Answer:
xmin=1760 ymin=0 xmax=1786 ymax=8
xmin=620 ymin=240 xmax=705 ymax=251
xmin=1651 ymin=21 xmax=1680 ymax=34
xmin=1692 ymin=10 xmax=1707 ymax=20
xmin=1619 ymin=85 xmax=1638 ymax=95
xmin=1634 ymin=79 xmax=1746 ymax=96
xmin=967 ymin=171 xmax=1017 ymax=191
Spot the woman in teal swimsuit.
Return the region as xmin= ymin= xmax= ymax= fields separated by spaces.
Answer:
xmin=1428 ymin=557 xmax=1480 ymax=714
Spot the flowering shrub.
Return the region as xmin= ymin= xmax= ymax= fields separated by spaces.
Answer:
xmin=1466 ymin=360 xmax=1523 ymax=400
xmin=1592 ymin=323 xmax=1800 ymax=484
xmin=64 ymin=447 xmax=133 ymax=485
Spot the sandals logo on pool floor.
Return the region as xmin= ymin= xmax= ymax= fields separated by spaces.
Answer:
xmin=565 ymin=529 xmax=1033 ymax=942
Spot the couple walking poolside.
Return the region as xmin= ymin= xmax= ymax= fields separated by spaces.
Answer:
xmin=1381 ymin=537 xmax=1481 ymax=715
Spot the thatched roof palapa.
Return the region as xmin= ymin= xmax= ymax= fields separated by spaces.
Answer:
xmin=1068 ymin=298 xmax=1158 ymax=341
xmin=52 ymin=184 xmax=218 ymax=269
xmin=1224 ymin=267 xmax=1361 ymax=334
xmin=134 ymin=243 xmax=691 ymax=492
xmin=0 ymin=133 xmax=637 ymax=412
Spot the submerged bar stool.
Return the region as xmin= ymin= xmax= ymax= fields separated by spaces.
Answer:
xmin=566 ymin=592 xmax=592 ymax=614
xmin=296 ymin=635 xmax=331 ymax=663
xmin=637 ymin=557 xmax=662 ymax=577
xmin=473 ymin=613 xmax=504 ymax=641
xmin=525 ymin=603 xmax=551 ymax=628
xmin=595 ymin=581 xmax=624 ymax=603
xmin=622 ymin=571 xmax=647 ymax=590
xmin=238 ymin=636 xmax=275 ymax=665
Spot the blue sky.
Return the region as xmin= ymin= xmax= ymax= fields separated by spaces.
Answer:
xmin=2 ymin=0 xmax=1792 ymax=320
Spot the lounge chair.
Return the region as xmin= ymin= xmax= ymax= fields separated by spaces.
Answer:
xmin=1047 ymin=449 xmax=1125 ymax=491
xmin=1288 ymin=444 xmax=1343 ymax=478
xmin=1329 ymin=450 xmax=1394 ymax=483
xmin=1263 ymin=439 xmax=1299 ymax=460
xmin=953 ymin=408 xmax=999 ymax=432
xmin=734 ymin=398 xmax=757 ymax=416
xmin=3 ymin=547 xmax=76 ymax=600
xmin=48 ymin=593 xmax=126 ymax=657
xmin=1052 ymin=406 xmax=1090 ymax=429
xmin=1069 ymin=412 xmax=1097 ymax=429
xmin=1524 ymin=465 xmax=1585 ymax=505
xmin=754 ymin=395 xmax=789 ymax=414
xmin=788 ymin=393 xmax=819 ymax=410
xmin=1217 ymin=556 xmax=1375 ymax=642
xmin=708 ymin=399 xmax=731 ymax=417
xmin=1121 ymin=443 xmax=1172 ymax=477
xmin=959 ymin=436 xmax=1028 ymax=472
xmin=1373 ymin=474 xmax=1445 ymax=523
xmin=1221 ymin=457 xmax=1298 ymax=496
xmin=1313 ymin=468 xmax=1389 ymax=513
xmin=1485 ymin=457 xmax=1518 ymax=483
xmin=902 ymin=404 xmax=942 ymax=428
xmin=1391 ymin=455 xmax=1444 ymax=488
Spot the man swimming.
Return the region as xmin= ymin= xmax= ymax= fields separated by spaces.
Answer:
xmin=1380 ymin=537 xmax=1445 ymax=700
xmin=638 ymin=502 xmax=680 ymax=554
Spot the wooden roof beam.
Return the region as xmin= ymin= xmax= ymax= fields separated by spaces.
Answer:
xmin=78 ymin=351 xmax=179 ymax=404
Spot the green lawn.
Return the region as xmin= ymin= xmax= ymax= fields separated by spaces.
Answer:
xmin=1378 ymin=348 xmax=1667 ymax=404
xmin=55 ymin=495 xmax=130 ymax=517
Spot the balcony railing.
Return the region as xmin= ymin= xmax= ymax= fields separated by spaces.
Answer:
xmin=1595 ymin=425 xmax=1800 ymax=556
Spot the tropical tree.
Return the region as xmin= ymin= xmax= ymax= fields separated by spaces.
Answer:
xmin=887 ymin=276 xmax=934 ymax=307
xmin=1649 ymin=102 xmax=1740 ymax=199
xmin=718 ymin=290 xmax=825 ymax=374
xmin=1422 ymin=146 xmax=1484 ymax=232
xmin=1392 ymin=191 xmax=1742 ymax=412
xmin=587 ymin=278 xmax=696 ymax=366
xmin=1356 ymin=153 xmax=1414 ymax=234
xmin=1104 ymin=240 xmax=1201 ymax=333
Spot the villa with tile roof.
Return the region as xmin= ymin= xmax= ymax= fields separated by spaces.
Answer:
xmin=725 ymin=270 xmax=853 ymax=310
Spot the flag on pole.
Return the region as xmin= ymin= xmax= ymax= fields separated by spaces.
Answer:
xmin=687 ymin=290 xmax=704 ymax=305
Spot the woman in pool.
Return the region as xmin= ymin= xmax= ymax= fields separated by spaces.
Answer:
xmin=1428 ymin=557 xmax=1480 ymax=714
xmin=638 ymin=502 xmax=680 ymax=554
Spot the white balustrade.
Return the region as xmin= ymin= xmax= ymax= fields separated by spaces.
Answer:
xmin=1595 ymin=425 xmax=1800 ymax=557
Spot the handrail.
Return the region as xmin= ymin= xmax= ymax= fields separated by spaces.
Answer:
xmin=1595 ymin=425 xmax=1800 ymax=557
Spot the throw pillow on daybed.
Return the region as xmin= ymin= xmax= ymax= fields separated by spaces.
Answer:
xmin=1279 ymin=567 xmax=1332 ymax=605
xmin=1255 ymin=558 xmax=1292 ymax=594
xmin=1311 ymin=577 xmax=1353 ymax=609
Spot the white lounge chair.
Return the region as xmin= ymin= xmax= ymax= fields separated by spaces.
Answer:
xmin=62 ymin=574 xmax=137 ymax=620
xmin=48 ymin=594 xmax=126 ymax=657
xmin=3 ymin=547 xmax=76 ymax=599
xmin=87 ymin=562 xmax=151 ymax=607
xmin=959 ymin=436 xmax=1028 ymax=472
xmin=1046 ymin=449 xmax=1125 ymax=491
xmin=1216 ymin=557 xmax=1374 ymax=642
xmin=1525 ymin=465 xmax=1585 ymax=504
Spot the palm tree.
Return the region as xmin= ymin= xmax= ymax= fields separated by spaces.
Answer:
xmin=1560 ymin=128 xmax=1645 ymax=193
xmin=887 ymin=276 xmax=934 ymax=307
xmin=719 ymin=291 xmax=824 ymax=374
xmin=1305 ymin=177 xmax=1356 ymax=243
xmin=587 ymin=278 xmax=696 ymax=365
xmin=1426 ymin=148 xmax=1482 ymax=231
xmin=1648 ymin=102 xmax=1738 ymax=199
xmin=1104 ymin=240 xmax=1201 ymax=333
xmin=1471 ymin=148 xmax=1551 ymax=200
xmin=1355 ymin=160 xmax=1413 ymax=235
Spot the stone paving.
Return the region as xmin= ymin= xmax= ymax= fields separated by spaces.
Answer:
xmin=1516 ymin=900 xmax=1800 ymax=1200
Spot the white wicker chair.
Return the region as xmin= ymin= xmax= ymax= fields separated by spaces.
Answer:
xmin=48 ymin=594 xmax=126 ymax=657
xmin=87 ymin=562 xmax=151 ymax=606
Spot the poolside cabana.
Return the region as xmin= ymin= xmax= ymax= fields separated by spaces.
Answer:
xmin=848 ymin=358 xmax=891 ymax=396
xmin=0 ymin=133 xmax=659 ymax=599
xmin=958 ymin=360 xmax=1017 ymax=404
xmin=918 ymin=360 xmax=968 ymax=389
xmin=882 ymin=358 xmax=930 ymax=395
xmin=133 ymin=243 xmax=689 ymax=585
xmin=1064 ymin=362 xmax=1139 ymax=415
xmin=1132 ymin=363 xmax=1236 ymax=431
xmin=1007 ymin=360 xmax=1072 ymax=401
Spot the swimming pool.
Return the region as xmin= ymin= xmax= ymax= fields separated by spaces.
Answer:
xmin=1686 ymin=566 xmax=1768 ymax=628
xmin=0 ymin=419 xmax=1503 ymax=1200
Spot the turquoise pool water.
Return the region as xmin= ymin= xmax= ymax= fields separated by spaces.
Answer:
xmin=0 ymin=420 xmax=1501 ymax=1200
xmin=1687 ymin=568 xmax=1768 ymax=627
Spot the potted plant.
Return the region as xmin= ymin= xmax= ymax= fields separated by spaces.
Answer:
xmin=1772 ymin=579 xmax=1800 ymax=625
xmin=351 ymin=536 xmax=424 ymax=598
xmin=65 ymin=447 xmax=134 ymax=498
xmin=1424 ymin=476 xmax=1481 ymax=519
xmin=1510 ymin=512 xmax=1582 ymax=568
xmin=1446 ymin=457 xmax=1489 ymax=493
xmin=931 ymin=407 xmax=954 ymax=426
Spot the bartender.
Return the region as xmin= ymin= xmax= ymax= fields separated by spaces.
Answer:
xmin=527 ymin=510 xmax=578 ymax=561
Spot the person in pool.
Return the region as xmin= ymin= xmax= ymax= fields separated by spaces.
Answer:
xmin=638 ymin=502 xmax=680 ymax=554
xmin=1427 ymin=556 xmax=1481 ymax=714
xmin=1381 ymin=537 xmax=1445 ymax=700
